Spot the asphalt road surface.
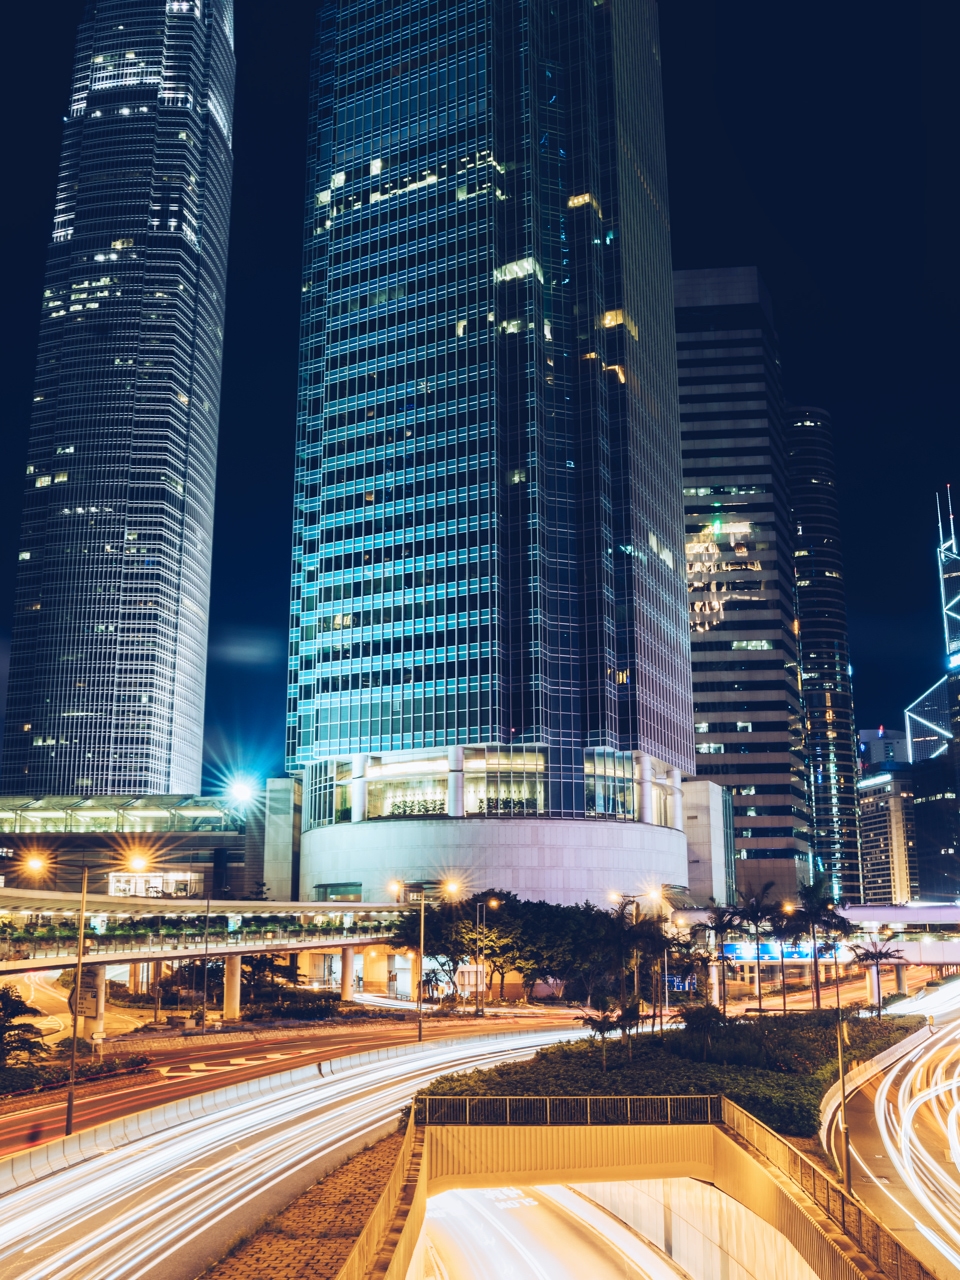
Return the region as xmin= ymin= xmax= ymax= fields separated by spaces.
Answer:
xmin=0 ymin=1015 xmax=573 ymax=1155
xmin=422 ymin=1184 xmax=687 ymax=1280
xmin=0 ymin=1027 xmax=581 ymax=1280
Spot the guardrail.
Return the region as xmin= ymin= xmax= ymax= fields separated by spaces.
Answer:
xmin=414 ymin=1093 xmax=722 ymax=1126
xmin=334 ymin=1114 xmax=418 ymax=1280
xmin=413 ymin=1091 xmax=935 ymax=1280
xmin=0 ymin=929 xmax=395 ymax=969
xmin=721 ymin=1096 xmax=936 ymax=1280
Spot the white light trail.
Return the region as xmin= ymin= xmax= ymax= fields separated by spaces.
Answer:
xmin=0 ymin=1029 xmax=578 ymax=1280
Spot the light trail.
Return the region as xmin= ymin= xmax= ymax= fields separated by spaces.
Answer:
xmin=869 ymin=1023 xmax=960 ymax=1268
xmin=422 ymin=1183 xmax=689 ymax=1280
xmin=0 ymin=1029 xmax=577 ymax=1280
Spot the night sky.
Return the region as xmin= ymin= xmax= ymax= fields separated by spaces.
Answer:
xmin=1 ymin=2 xmax=957 ymax=789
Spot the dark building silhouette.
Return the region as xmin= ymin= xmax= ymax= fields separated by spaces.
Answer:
xmin=676 ymin=267 xmax=810 ymax=891
xmin=1 ymin=0 xmax=235 ymax=795
xmin=288 ymin=0 xmax=695 ymax=904
xmin=786 ymin=407 xmax=862 ymax=901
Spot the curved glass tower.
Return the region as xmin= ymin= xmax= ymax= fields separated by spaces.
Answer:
xmin=289 ymin=0 xmax=693 ymax=905
xmin=786 ymin=406 xmax=862 ymax=901
xmin=1 ymin=0 xmax=234 ymax=795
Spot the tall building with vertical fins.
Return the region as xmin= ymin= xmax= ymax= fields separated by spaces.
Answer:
xmin=786 ymin=407 xmax=862 ymax=902
xmin=675 ymin=268 xmax=811 ymax=889
xmin=1 ymin=0 xmax=234 ymax=796
xmin=289 ymin=0 xmax=694 ymax=905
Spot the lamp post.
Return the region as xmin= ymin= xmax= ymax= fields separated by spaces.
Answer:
xmin=833 ymin=938 xmax=852 ymax=1194
xmin=24 ymin=852 xmax=89 ymax=1136
xmin=200 ymin=894 xmax=211 ymax=1031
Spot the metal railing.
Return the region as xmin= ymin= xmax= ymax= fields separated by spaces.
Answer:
xmin=415 ymin=1093 xmax=722 ymax=1126
xmin=0 ymin=928 xmax=394 ymax=966
xmin=334 ymin=1115 xmax=417 ymax=1280
xmin=721 ymin=1097 xmax=937 ymax=1280
xmin=415 ymin=1091 xmax=936 ymax=1280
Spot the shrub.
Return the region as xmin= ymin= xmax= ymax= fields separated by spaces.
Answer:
xmin=419 ymin=1013 xmax=925 ymax=1137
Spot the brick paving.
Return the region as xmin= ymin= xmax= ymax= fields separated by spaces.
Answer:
xmin=203 ymin=1130 xmax=405 ymax=1280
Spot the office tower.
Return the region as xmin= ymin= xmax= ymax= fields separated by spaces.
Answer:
xmin=676 ymin=267 xmax=811 ymax=891
xmin=905 ymin=495 xmax=960 ymax=897
xmin=857 ymin=772 xmax=916 ymax=903
xmin=288 ymin=0 xmax=693 ymax=905
xmin=1 ymin=0 xmax=234 ymax=795
xmin=786 ymin=407 xmax=862 ymax=900
xmin=859 ymin=728 xmax=910 ymax=770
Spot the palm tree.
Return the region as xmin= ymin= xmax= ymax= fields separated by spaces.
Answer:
xmin=702 ymin=901 xmax=739 ymax=1015
xmin=579 ymin=1004 xmax=618 ymax=1072
xmin=736 ymin=881 xmax=776 ymax=1014
xmin=797 ymin=876 xmax=851 ymax=1009
xmin=849 ymin=937 xmax=904 ymax=1019
xmin=768 ymin=904 xmax=803 ymax=1014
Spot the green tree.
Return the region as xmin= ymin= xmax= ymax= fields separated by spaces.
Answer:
xmin=797 ymin=876 xmax=851 ymax=1009
xmin=701 ymin=901 xmax=740 ymax=1015
xmin=391 ymin=901 xmax=470 ymax=987
xmin=0 ymin=984 xmax=44 ymax=1067
xmin=768 ymin=904 xmax=804 ymax=1014
xmin=578 ymin=1000 xmax=617 ymax=1072
xmin=736 ymin=881 xmax=776 ymax=1014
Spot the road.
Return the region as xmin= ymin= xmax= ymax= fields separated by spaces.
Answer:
xmin=0 ymin=1014 xmax=575 ymax=1156
xmin=0 ymin=1027 xmax=580 ymax=1280
xmin=836 ymin=980 xmax=960 ymax=1280
xmin=422 ymin=1184 xmax=686 ymax=1280
xmin=17 ymin=969 xmax=145 ymax=1042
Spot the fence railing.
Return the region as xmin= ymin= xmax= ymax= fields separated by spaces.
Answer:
xmin=415 ymin=1091 xmax=936 ymax=1280
xmin=0 ymin=929 xmax=392 ymax=966
xmin=333 ymin=1115 xmax=417 ymax=1280
xmin=415 ymin=1093 xmax=722 ymax=1126
xmin=720 ymin=1096 xmax=936 ymax=1280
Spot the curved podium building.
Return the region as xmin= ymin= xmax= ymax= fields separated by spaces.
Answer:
xmin=287 ymin=0 xmax=693 ymax=905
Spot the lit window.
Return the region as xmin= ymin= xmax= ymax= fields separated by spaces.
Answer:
xmin=600 ymin=309 xmax=624 ymax=328
xmin=331 ymin=172 xmax=346 ymax=187
xmin=493 ymin=257 xmax=543 ymax=284
xmin=111 ymin=238 xmax=134 ymax=249
xmin=509 ymin=468 xmax=526 ymax=485
xmin=370 ymin=158 xmax=382 ymax=175
xmin=567 ymin=193 xmax=590 ymax=208
xmin=18 ymin=551 xmax=30 ymax=561
xmin=54 ymin=472 xmax=68 ymax=483
xmin=694 ymin=723 xmax=708 ymax=733
xmin=736 ymin=722 xmax=752 ymax=732
xmin=695 ymin=743 xmax=724 ymax=754
xmin=732 ymin=640 xmax=772 ymax=650
xmin=35 ymin=475 xmax=51 ymax=488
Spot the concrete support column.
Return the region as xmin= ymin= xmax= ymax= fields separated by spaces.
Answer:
xmin=129 ymin=963 xmax=140 ymax=995
xmin=83 ymin=964 xmax=106 ymax=1044
xmin=447 ymin=745 xmax=464 ymax=817
xmin=640 ymin=754 xmax=654 ymax=825
xmin=669 ymin=768 xmax=684 ymax=831
xmin=896 ymin=964 xmax=908 ymax=995
xmin=340 ymin=945 xmax=355 ymax=1000
xmin=866 ymin=965 xmax=881 ymax=1008
xmin=351 ymin=754 xmax=368 ymax=823
xmin=223 ymin=954 xmax=242 ymax=1021
xmin=709 ymin=962 xmax=721 ymax=1008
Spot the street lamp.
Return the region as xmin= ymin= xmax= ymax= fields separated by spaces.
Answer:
xmin=475 ymin=897 xmax=500 ymax=1016
xmin=23 ymin=852 xmax=89 ymax=1136
xmin=395 ymin=879 xmax=458 ymax=1042
xmin=833 ymin=938 xmax=852 ymax=1194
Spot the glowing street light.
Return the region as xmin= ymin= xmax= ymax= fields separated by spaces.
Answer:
xmin=226 ymin=778 xmax=257 ymax=808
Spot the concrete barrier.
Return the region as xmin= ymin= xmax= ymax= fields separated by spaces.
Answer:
xmin=818 ymin=1021 xmax=934 ymax=1152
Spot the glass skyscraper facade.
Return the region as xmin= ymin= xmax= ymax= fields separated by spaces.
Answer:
xmin=1 ymin=0 xmax=234 ymax=796
xmin=786 ymin=407 xmax=862 ymax=901
xmin=676 ymin=268 xmax=811 ymax=881
xmin=289 ymin=0 xmax=693 ymax=903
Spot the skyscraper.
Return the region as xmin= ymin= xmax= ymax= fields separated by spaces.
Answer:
xmin=1 ymin=1 xmax=235 ymax=795
xmin=786 ymin=407 xmax=862 ymax=900
xmin=905 ymin=494 xmax=960 ymax=898
xmin=676 ymin=268 xmax=811 ymax=886
xmin=288 ymin=0 xmax=693 ymax=905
